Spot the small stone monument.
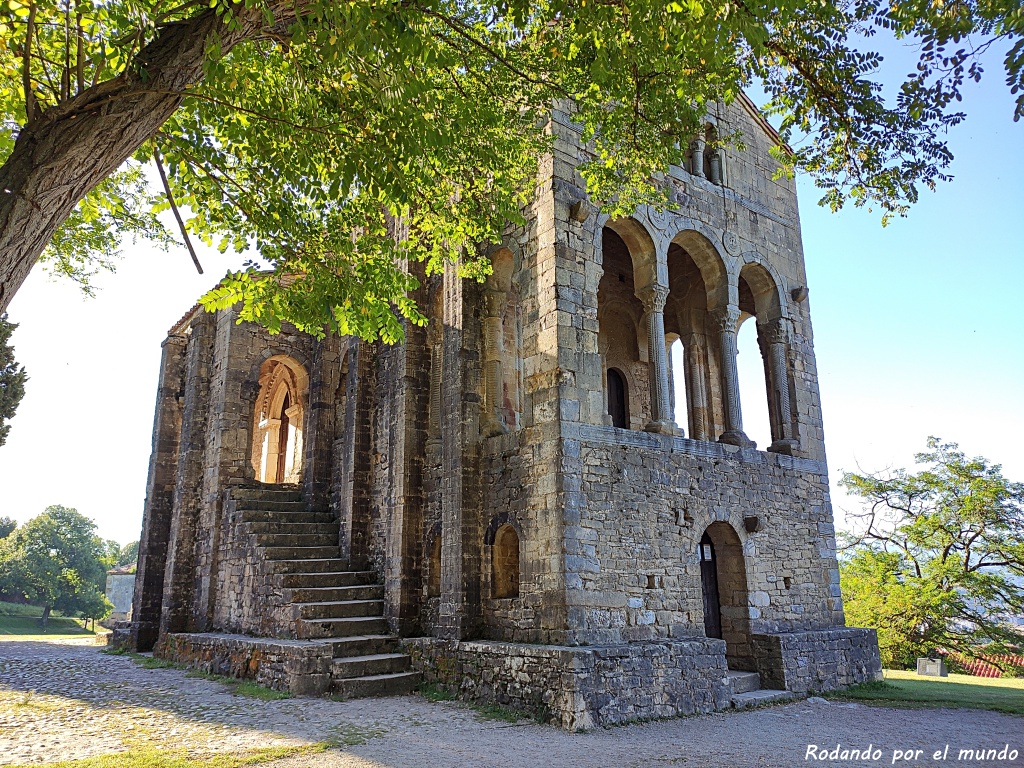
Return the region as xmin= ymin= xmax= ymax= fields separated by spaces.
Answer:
xmin=916 ymin=657 xmax=948 ymax=677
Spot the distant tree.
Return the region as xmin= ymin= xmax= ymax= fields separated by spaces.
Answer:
xmin=117 ymin=541 xmax=140 ymax=570
xmin=0 ymin=314 xmax=27 ymax=447
xmin=0 ymin=516 xmax=16 ymax=539
xmin=0 ymin=505 xmax=112 ymax=626
xmin=839 ymin=438 xmax=1024 ymax=671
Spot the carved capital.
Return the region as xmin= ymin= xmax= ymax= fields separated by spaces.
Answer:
xmin=757 ymin=317 xmax=790 ymax=346
xmin=482 ymin=288 xmax=505 ymax=318
xmin=708 ymin=306 xmax=742 ymax=334
xmin=636 ymin=283 xmax=669 ymax=314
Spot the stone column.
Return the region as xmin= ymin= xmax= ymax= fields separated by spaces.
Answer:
xmin=759 ymin=318 xmax=799 ymax=455
xmin=691 ymin=138 xmax=706 ymax=178
xmin=708 ymin=149 xmax=723 ymax=185
xmin=637 ymin=284 xmax=677 ymax=435
xmin=711 ymin=306 xmax=754 ymax=447
xmin=480 ymin=288 xmax=508 ymax=437
xmin=682 ymin=333 xmax=710 ymax=441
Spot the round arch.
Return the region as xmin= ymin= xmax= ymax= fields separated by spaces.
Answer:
xmin=699 ymin=520 xmax=754 ymax=670
xmin=601 ymin=216 xmax=659 ymax=290
xmin=251 ymin=355 xmax=308 ymax=484
xmin=668 ymin=229 xmax=730 ymax=309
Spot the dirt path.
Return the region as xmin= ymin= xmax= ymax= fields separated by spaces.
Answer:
xmin=1 ymin=638 xmax=1020 ymax=767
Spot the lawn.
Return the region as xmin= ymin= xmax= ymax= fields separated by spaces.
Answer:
xmin=0 ymin=600 xmax=100 ymax=640
xmin=825 ymin=669 xmax=1024 ymax=716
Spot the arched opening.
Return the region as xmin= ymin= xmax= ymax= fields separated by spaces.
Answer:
xmin=665 ymin=231 xmax=728 ymax=441
xmin=251 ymin=355 xmax=308 ymax=484
xmin=701 ymin=522 xmax=753 ymax=670
xmin=737 ymin=263 xmax=795 ymax=452
xmin=736 ymin=316 xmax=772 ymax=449
xmin=492 ymin=524 xmax=520 ymax=599
xmin=427 ymin=535 xmax=441 ymax=598
xmin=699 ymin=531 xmax=722 ymax=639
xmin=607 ymin=368 xmax=629 ymax=428
xmin=598 ymin=220 xmax=657 ymax=430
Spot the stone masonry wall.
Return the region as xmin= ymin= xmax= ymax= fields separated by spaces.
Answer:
xmin=158 ymin=632 xmax=334 ymax=696
xmin=752 ymin=628 xmax=883 ymax=693
xmin=403 ymin=636 xmax=730 ymax=731
xmin=564 ymin=424 xmax=844 ymax=647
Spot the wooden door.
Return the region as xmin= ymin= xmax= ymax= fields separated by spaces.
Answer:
xmin=700 ymin=532 xmax=722 ymax=639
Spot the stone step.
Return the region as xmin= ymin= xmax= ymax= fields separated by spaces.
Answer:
xmin=271 ymin=559 xmax=354 ymax=576
xmin=331 ymin=653 xmax=411 ymax=679
xmin=331 ymin=671 xmax=421 ymax=699
xmin=726 ymin=670 xmax=761 ymax=695
xmin=241 ymin=512 xmax=334 ymax=527
xmin=230 ymin=487 xmax=303 ymax=502
xmin=235 ymin=500 xmax=309 ymax=513
xmin=298 ymin=599 xmax=384 ymax=620
xmin=298 ymin=616 xmax=389 ymax=639
xmin=287 ymin=585 xmax=384 ymax=603
xmin=330 ymin=635 xmax=400 ymax=658
xmin=246 ymin=521 xmax=340 ymax=536
xmin=731 ymin=689 xmax=796 ymax=710
xmin=255 ymin=532 xmax=340 ymax=548
xmin=262 ymin=546 xmax=341 ymax=561
xmin=279 ymin=569 xmax=377 ymax=586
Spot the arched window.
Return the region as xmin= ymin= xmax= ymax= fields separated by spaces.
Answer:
xmin=607 ymin=368 xmax=629 ymax=429
xmin=492 ymin=524 xmax=520 ymax=599
xmin=251 ymin=356 xmax=307 ymax=484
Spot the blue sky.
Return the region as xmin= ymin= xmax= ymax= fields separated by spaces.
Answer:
xmin=1 ymin=43 xmax=1021 ymax=544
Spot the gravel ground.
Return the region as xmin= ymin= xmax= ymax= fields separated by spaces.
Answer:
xmin=1 ymin=638 xmax=1021 ymax=768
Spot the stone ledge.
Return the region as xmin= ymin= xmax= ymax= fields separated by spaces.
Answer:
xmin=572 ymin=424 xmax=827 ymax=475
xmin=402 ymin=637 xmax=731 ymax=732
xmin=157 ymin=632 xmax=335 ymax=696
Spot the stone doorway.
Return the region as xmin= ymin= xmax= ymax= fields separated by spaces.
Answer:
xmin=700 ymin=522 xmax=753 ymax=669
xmin=699 ymin=531 xmax=722 ymax=639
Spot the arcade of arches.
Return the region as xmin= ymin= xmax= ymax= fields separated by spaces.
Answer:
xmin=597 ymin=221 xmax=798 ymax=454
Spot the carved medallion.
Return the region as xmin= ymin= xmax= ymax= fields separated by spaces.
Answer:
xmin=723 ymin=230 xmax=740 ymax=255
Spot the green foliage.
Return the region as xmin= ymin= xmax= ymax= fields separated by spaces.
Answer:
xmin=839 ymin=438 xmax=1024 ymax=670
xmin=117 ymin=541 xmax=139 ymax=569
xmin=0 ymin=599 xmax=96 ymax=637
xmin=1 ymin=0 xmax=1021 ymax=332
xmin=0 ymin=314 xmax=27 ymax=447
xmin=0 ymin=516 xmax=15 ymax=539
xmin=0 ymin=505 xmax=113 ymax=622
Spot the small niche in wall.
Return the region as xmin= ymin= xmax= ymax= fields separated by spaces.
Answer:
xmin=646 ymin=574 xmax=658 ymax=590
xmin=783 ymin=577 xmax=792 ymax=590
xmin=492 ymin=524 xmax=520 ymax=599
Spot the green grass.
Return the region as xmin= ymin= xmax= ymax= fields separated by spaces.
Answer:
xmin=8 ymin=744 xmax=329 ymax=768
xmin=824 ymin=669 xmax=1024 ymax=716
xmin=0 ymin=600 xmax=97 ymax=639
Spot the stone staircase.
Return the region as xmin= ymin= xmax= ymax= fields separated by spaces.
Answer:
xmin=233 ymin=486 xmax=420 ymax=698
xmin=725 ymin=669 xmax=795 ymax=709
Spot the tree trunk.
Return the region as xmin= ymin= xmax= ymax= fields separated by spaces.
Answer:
xmin=0 ymin=3 xmax=298 ymax=312
xmin=39 ymin=605 xmax=51 ymax=627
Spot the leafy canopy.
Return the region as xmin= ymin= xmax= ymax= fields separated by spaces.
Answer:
xmin=839 ymin=438 xmax=1024 ymax=671
xmin=0 ymin=505 xmax=113 ymax=620
xmin=1 ymin=0 xmax=1021 ymax=337
xmin=0 ymin=313 xmax=27 ymax=446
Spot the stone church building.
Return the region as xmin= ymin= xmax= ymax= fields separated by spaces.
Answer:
xmin=120 ymin=96 xmax=881 ymax=730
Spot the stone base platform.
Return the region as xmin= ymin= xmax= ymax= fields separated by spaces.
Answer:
xmin=155 ymin=633 xmax=336 ymax=695
xmin=401 ymin=637 xmax=732 ymax=731
xmin=751 ymin=627 xmax=883 ymax=693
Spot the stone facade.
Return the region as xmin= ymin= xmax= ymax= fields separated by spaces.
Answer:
xmin=124 ymin=93 xmax=881 ymax=728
